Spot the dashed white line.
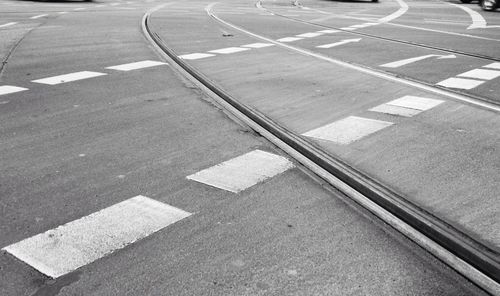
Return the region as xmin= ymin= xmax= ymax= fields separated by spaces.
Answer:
xmin=73 ymin=7 xmax=85 ymax=11
xmin=178 ymin=53 xmax=215 ymax=60
xmin=2 ymin=196 xmax=191 ymax=278
xmin=370 ymin=104 xmax=422 ymax=117
xmin=317 ymin=29 xmax=340 ymax=34
xmin=483 ymin=62 xmax=500 ymax=70
xmin=457 ymin=69 xmax=500 ymax=80
xmin=106 ymin=60 xmax=167 ymax=71
xmin=277 ymin=37 xmax=303 ymax=42
xmin=0 ymin=22 xmax=17 ymax=28
xmin=242 ymin=42 xmax=274 ymax=48
xmin=32 ymin=71 xmax=107 ymax=85
xmin=340 ymin=27 xmax=357 ymax=31
xmin=208 ymin=47 xmax=250 ymax=54
xmin=385 ymin=95 xmax=444 ymax=111
xmin=0 ymin=85 xmax=28 ymax=96
xmin=187 ymin=150 xmax=293 ymax=193
xmin=30 ymin=14 xmax=48 ymax=19
xmin=303 ymin=116 xmax=394 ymax=145
xmin=316 ymin=38 xmax=361 ymax=49
xmin=436 ymin=77 xmax=485 ymax=90
xmin=296 ymin=32 xmax=323 ymax=38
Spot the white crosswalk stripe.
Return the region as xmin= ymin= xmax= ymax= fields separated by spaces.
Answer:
xmin=32 ymin=71 xmax=107 ymax=85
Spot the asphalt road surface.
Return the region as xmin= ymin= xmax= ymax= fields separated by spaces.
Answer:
xmin=0 ymin=0 xmax=498 ymax=295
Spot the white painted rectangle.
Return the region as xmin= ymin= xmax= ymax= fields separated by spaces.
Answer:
xmin=30 ymin=14 xmax=48 ymax=19
xmin=350 ymin=24 xmax=369 ymax=28
xmin=2 ymin=196 xmax=191 ymax=278
xmin=385 ymin=95 xmax=444 ymax=111
xmin=317 ymin=29 xmax=340 ymax=34
xmin=436 ymin=77 xmax=485 ymax=89
xmin=187 ymin=150 xmax=293 ymax=193
xmin=370 ymin=104 xmax=422 ymax=117
xmin=242 ymin=43 xmax=274 ymax=49
xmin=277 ymin=37 xmax=303 ymax=42
xmin=32 ymin=71 xmax=107 ymax=85
xmin=0 ymin=85 xmax=28 ymax=96
xmin=303 ymin=116 xmax=393 ymax=145
xmin=340 ymin=27 xmax=357 ymax=31
xmin=106 ymin=60 xmax=167 ymax=71
xmin=483 ymin=62 xmax=500 ymax=70
xmin=208 ymin=47 xmax=250 ymax=54
xmin=296 ymin=32 xmax=323 ymax=38
xmin=179 ymin=53 xmax=215 ymax=60
xmin=457 ymin=69 xmax=500 ymax=80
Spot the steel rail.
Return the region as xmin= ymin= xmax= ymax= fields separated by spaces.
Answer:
xmin=142 ymin=7 xmax=500 ymax=295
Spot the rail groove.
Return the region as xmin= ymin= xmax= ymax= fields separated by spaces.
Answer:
xmin=142 ymin=6 xmax=500 ymax=295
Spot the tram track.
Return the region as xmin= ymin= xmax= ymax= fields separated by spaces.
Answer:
xmin=142 ymin=4 xmax=500 ymax=295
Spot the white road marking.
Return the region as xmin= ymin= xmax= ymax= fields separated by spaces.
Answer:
xmin=187 ymin=150 xmax=293 ymax=193
xmin=316 ymin=38 xmax=361 ymax=49
xmin=457 ymin=69 xmax=500 ymax=80
xmin=106 ymin=60 xmax=167 ymax=71
xmin=436 ymin=77 xmax=485 ymax=89
xmin=385 ymin=95 xmax=444 ymax=111
xmin=370 ymin=104 xmax=422 ymax=117
xmin=208 ymin=47 xmax=250 ymax=54
xmin=317 ymin=29 xmax=340 ymax=34
xmin=483 ymin=62 xmax=500 ymax=70
xmin=378 ymin=0 xmax=408 ymax=23
xmin=58 ymin=12 xmax=68 ymax=14
xmin=178 ymin=53 xmax=215 ymax=60
xmin=0 ymin=85 xmax=28 ymax=96
xmin=277 ymin=37 xmax=303 ymax=42
xmin=73 ymin=7 xmax=85 ymax=11
xmin=242 ymin=42 xmax=274 ymax=48
xmin=380 ymin=54 xmax=456 ymax=68
xmin=296 ymin=32 xmax=323 ymax=38
xmin=449 ymin=3 xmax=500 ymax=29
xmin=32 ymin=71 xmax=107 ymax=85
xmin=2 ymin=196 xmax=191 ymax=278
xmin=303 ymin=116 xmax=393 ymax=145
xmin=340 ymin=27 xmax=357 ymax=31
xmin=0 ymin=22 xmax=17 ymax=28
xmin=30 ymin=14 xmax=48 ymax=19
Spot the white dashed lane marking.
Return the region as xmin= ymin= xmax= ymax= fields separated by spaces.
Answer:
xmin=2 ymin=196 xmax=191 ymax=278
xmin=437 ymin=77 xmax=485 ymax=89
xmin=30 ymin=14 xmax=48 ymax=19
xmin=296 ymin=32 xmax=323 ymax=38
xmin=242 ymin=43 xmax=274 ymax=48
xmin=0 ymin=85 xmax=28 ymax=96
xmin=208 ymin=47 xmax=250 ymax=54
xmin=316 ymin=38 xmax=361 ymax=49
xmin=317 ymin=29 xmax=340 ymax=34
xmin=106 ymin=60 xmax=167 ymax=71
xmin=0 ymin=22 xmax=17 ymax=28
xmin=187 ymin=150 xmax=294 ymax=193
xmin=370 ymin=96 xmax=443 ymax=117
xmin=457 ymin=69 xmax=500 ymax=80
xmin=484 ymin=62 xmax=500 ymax=69
xmin=32 ymin=71 xmax=107 ymax=85
xmin=303 ymin=116 xmax=394 ymax=145
xmin=277 ymin=37 xmax=303 ymax=42
xmin=340 ymin=27 xmax=357 ymax=31
xmin=179 ymin=53 xmax=215 ymax=60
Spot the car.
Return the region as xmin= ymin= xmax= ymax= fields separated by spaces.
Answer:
xmin=479 ymin=0 xmax=497 ymax=10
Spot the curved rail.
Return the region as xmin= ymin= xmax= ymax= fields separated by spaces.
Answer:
xmin=142 ymin=8 xmax=500 ymax=295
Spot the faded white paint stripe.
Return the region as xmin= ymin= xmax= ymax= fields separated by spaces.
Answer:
xmin=179 ymin=53 xmax=215 ymax=60
xmin=303 ymin=116 xmax=393 ymax=145
xmin=436 ymin=77 xmax=485 ymax=89
xmin=32 ymin=71 xmax=107 ymax=85
xmin=483 ymin=62 xmax=500 ymax=70
xmin=385 ymin=95 xmax=444 ymax=111
xmin=296 ymin=32 xmax=323 ymax=38
xmin=277 ymin=37 xmax=302 ymax=42
xmin=2 ymin=196 xmax=191 ymax=278
xmin=187 ymin=150 xmax=293 ymax=193
xmin=317 ymin=29 xmax=339 ymax=33
xmin=0 ymin=22 xmax=17 ymax=28
xmin=106 ymin=60 xmax=167 ymax=71
xmin=242 ymin=43 xmax=274 ymax=48
xmin=341 ymin=27 xmax=357 ymax=31
xmin=30 ymin=14 xmax=48 ymax=19
xmin=208 ymin=47 xmax=250 ymax=54
xmin=0 ymin=85 xmax=28 ymax=96
xmin=457 ymin=69 xmax=500 ymax=80
xmin=370 ymin=104 xmax=422 ymax=117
